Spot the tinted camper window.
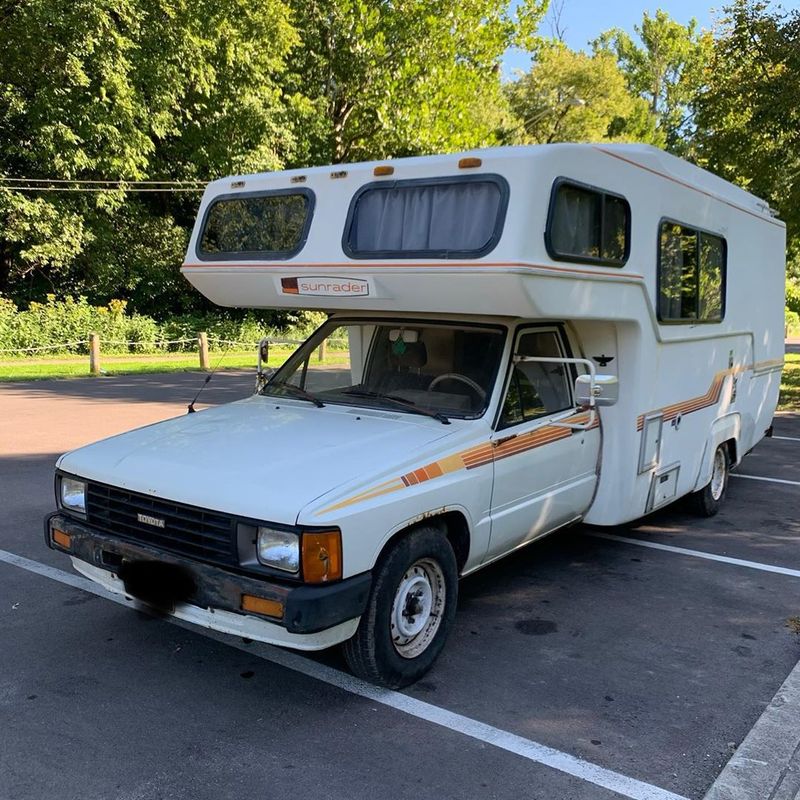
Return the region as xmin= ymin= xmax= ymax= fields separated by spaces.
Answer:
xmin=546 ymin=180 xmax=630 ymax=266
xmin=658 ymin=221 xmax=726 ymax=323
xmin=344 ymin=176 xmax=508 ymax=259
xmin=198 ymin=190 xmax=313 ymax=260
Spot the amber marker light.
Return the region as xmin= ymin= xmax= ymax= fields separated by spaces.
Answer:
xmin=302 ymin=530 xmax=342 ymax=584
xmin=458 ymin=157 xmax=482 ymax=169
xmin=373 ymin=165 xmax=394 ymax=176
xmin=52 ymin=529 xmax=72 ymax=550
xmin=241 ymin=594 xmax=284 ymax=620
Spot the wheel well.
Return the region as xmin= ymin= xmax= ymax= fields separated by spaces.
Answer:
xmin=380 ymin=511 xmax=471 ymax=574
xmin=723 ymin=437 xmax=738 ymax=466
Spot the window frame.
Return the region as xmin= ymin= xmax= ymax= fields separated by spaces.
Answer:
xmin=656 ymin=216 xmax=728 ymax=325
xmin=341 ymin=174 xmax=510 ymax=260
xmin=494 ymin=323 xmax=577 ymax=431
xmin=195 ymin=187 xmax=316 ymax=262
xmin=544 ymin=177 xmax=632 ymax=268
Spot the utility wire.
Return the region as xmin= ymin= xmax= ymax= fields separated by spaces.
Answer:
xmin=0 ymin=186 xmax=204 ymax=193
xmin=0 ymin=176 xmax=207 ymax=186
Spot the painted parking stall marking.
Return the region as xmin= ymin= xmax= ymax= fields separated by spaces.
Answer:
xmin=0 ymin=547 xmax=688 ymax=800
xmin=731 ymin=473 xmax=800 ymax=488
xmin=588 ymin=532 xmax=800 ymax=579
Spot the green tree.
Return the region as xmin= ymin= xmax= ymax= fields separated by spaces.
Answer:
xmin=505 ymin=44 xmax=662 ymax=145
xmin=282 ymin=0 xmax=547 ymax=165
xmin=594 ymin=10 xmax=712 ymax=154
xmin=0 ymin=0 xmax=296 ymax=308
xmin=692 ymin=1 xmax=800 ymax=252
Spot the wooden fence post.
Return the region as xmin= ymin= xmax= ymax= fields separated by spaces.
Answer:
xmin=318 ymin=339 xmax=327 ymax=362
xmin=89 ymin=333 xmax=100 ymax=376
xmin=198 ymin=332 xmax=210 ymax=370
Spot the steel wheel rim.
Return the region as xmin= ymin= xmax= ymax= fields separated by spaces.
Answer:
xmin=710 ymin=448 xmax=726 ymax=500
xmin=390 ymin=558 xmax=446 ymax=659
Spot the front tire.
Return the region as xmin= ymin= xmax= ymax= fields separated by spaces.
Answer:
xmin=343 ymin=526 xmax=458 ymax=688
xmin=690 ymin=444 xmax=730 ymax=517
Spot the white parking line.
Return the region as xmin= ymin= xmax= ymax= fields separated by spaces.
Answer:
xmin=0 ymin=548 xmax=688 ymax=800
xmin=770 ymin=435 xmax=800 ymax=442
xmin=588 ymin=532 xmax=800 ymax=579
xmin=731 ymin=473 xmax=800 ymax=487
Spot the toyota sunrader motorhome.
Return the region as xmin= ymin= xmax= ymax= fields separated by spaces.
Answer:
xmin=46 ymin=144 xmax=786 ymax=687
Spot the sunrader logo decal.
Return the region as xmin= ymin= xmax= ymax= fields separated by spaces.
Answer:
xmin=280 ymin=276 xmax=369 ymax=297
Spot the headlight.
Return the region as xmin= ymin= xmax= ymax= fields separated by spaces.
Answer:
xmin=256 ymin=527 xmax=299 ymax=573
xmin=60 ymin=477 xmax=87 ymax=515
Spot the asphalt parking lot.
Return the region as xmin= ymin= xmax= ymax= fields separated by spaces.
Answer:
xmin=2 ymin=370 xmax=800 ymax=800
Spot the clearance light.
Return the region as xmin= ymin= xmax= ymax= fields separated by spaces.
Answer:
xmin=241 ymin=594 xmax=284 ymax=619
xmin=52 ymin=529 xmax=72 ymax=550
xmin=458 ymin=157 xmax=482 ymax=169
xmin=230 ymin=180 xmax=245 ymax=188
xmin=330 ymin=170 xmax=348 ymax=180
xmin=290 ymin=175 xmax=307 ymax=183
xmin=302 ymin=530 xmax=342 ymax=584
xmin=373 ymin=165 xmax=394 ymax=176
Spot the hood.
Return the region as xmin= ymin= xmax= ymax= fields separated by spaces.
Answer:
xmin=58 ymin=395 xmax=462 ymax=524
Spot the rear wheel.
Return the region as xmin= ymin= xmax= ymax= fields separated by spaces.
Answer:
xmin=343 ymin=526 xmax=458 ymax=688
xmin=690 ymin=444 xmax=730 ymax=517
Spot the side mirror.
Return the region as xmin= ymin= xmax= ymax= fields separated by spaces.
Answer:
xmin=258 ymin=338 xmax=270 ymax=369
xmin=256 ymin=338 xmax=273 ymax=393
xmin=575 ymin=374 xmax=618 ymax=407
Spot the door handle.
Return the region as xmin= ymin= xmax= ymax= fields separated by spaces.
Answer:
xmin=493 ymin=434 xmax=518 ymax=447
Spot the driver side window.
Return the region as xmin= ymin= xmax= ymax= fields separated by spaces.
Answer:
xmin=500 ymin=330 xmax=573 ymax=428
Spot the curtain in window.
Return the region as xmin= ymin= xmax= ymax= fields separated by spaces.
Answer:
xmin=350 ymin=181 xmax=501 ymax=254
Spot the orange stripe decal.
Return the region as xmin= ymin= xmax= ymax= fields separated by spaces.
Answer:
xmin=634 ymin=365 xmax=764 ymax=430
xmin=316 ymin=411 xmax=599 ymax=515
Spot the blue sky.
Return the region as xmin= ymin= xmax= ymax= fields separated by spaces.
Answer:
xmin=503 ymin=0 xmax=800 ymax=77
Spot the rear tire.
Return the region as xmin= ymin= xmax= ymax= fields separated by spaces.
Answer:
xmin=690 ymin=444 xmax=729 ymax=517
xmin=343 ymin=526 xmax=458 ymax=688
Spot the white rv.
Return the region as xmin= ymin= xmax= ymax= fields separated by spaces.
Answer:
xmin=47 ymin=144 xmax=785 ymax=687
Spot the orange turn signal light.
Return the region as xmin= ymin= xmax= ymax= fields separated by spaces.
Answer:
xmin=241 ymin=594 xmax=284 ymax=620
xmin=52 ymin=529 xmax=72 ymax=550
xmin=458 ymin=157 xmax=482 ymax=169
xmin=373 ymin=165 xmax=394 ymax=176
xmin=302 ymin=530 xmax=342 ymax=584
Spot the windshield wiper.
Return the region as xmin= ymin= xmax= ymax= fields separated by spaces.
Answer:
xmin=342 ymin=388 xmax=450 ymax=424
xmin=266 ymin=381 xmax=325 ymax=408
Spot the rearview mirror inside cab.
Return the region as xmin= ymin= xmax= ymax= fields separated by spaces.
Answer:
xmin=575 ymin=374 xmax=619 ymax=407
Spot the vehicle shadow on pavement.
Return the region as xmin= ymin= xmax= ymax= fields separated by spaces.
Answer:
xmin=0 ymin=371 xmax=255 ymax=407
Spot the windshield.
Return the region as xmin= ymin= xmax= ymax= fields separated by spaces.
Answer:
xmin=261 ymin=320 xmax=506 ymax=419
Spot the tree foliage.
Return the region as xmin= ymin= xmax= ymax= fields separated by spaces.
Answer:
xmin=692 ymin=1 xmax=800 ymax=247
xmin=282 ymin=0 xmax=547 ymax=165
xmin=1 ymin=0 xmax=800 ymax=321
xmin=505 ymin=44 xmax=662 ymax=146
xmin=593 ymin=10 xmax=712 ymax=155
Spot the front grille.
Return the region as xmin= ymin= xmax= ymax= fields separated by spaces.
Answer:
xmin=86 ymin=483 xmax=237 ymax=567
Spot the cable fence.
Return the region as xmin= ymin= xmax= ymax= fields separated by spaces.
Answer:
xmin=0 ymin=331 xmax=349 ymax=374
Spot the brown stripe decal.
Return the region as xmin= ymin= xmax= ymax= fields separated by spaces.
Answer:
xmin=317 ymin=411 xmax=599 ymax=515
xmin=635 ymin=365 xmax=766 ymax=431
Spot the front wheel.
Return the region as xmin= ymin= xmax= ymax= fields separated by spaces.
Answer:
xmin=690 ymin=444 xmax=730 ymax=517
xmin=343 ymin=526 xmax=458 ymax=688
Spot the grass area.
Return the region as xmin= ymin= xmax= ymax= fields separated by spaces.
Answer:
xmin=0 ymin=347 xmax=349 ymax=381
xmin=2 ymin=349 xmax=798 ymax=414
xmin=779 ymin=353 xmax=800 ymax=411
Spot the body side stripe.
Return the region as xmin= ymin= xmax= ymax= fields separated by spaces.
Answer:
xmin=316 ymin=412 xmax=597 ymax=515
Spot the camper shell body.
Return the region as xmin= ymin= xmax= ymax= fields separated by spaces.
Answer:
xmin=47 ymin=144 xmax=785 ymax=684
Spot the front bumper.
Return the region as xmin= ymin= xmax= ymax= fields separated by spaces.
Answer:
xmin=45 ymin=513 xmax=371 ymax=639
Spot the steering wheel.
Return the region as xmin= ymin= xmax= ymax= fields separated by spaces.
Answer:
xmin=428 ymin=373 xmax=486 ymax=401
